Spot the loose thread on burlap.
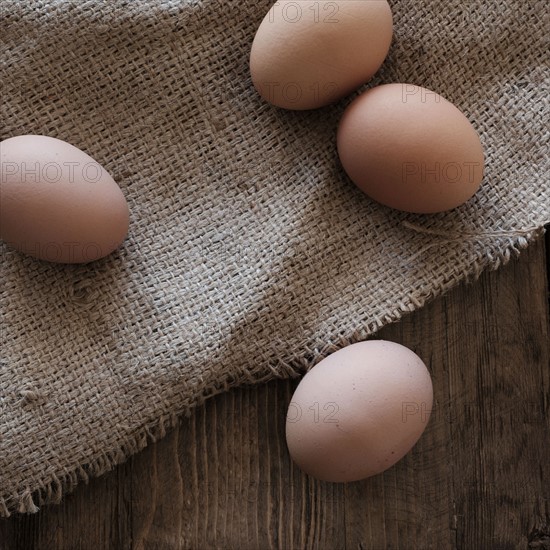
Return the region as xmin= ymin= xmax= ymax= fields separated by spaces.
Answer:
xmin=402 ymin=220 xmax=547 ymax=239
xmin=401 ymin=220 xmax=547 ymax=264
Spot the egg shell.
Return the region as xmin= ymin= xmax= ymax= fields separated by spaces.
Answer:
xmin=0 ymin=135 xmax=129 ymax=263
xmin=337 ymin=83 xmax=484 ymax=213
xmin=285 ymin=340 xmax=433 ymax=482
xmin=250 ymin=0 xmax=393 ymax=110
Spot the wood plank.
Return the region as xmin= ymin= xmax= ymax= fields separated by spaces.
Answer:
xmin=0 ymin=236 xmax=548 ymax=549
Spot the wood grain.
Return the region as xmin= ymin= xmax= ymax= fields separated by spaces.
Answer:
xmin=1 ymin=235 xmax=549 ymax=550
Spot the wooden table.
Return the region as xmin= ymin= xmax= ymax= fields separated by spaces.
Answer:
xmin=1 ymin=234 xmax=549 ymax=550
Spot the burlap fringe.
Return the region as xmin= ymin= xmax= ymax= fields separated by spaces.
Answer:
xmin=1 ymin=227 xmax=546 ymax=517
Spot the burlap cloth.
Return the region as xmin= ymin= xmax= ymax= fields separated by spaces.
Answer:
xmin=0 ymin=0 xmax=548 ymax=517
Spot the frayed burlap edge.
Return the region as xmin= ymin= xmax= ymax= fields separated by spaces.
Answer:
xmin=1 ymin=226 xmax=547 ymax=517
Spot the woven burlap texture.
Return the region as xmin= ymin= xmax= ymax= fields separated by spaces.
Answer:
xmin=1 ymin=0 xmax=548 ymax=516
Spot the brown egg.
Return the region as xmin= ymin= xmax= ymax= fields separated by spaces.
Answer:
xmin=250 ymin=1 xmax=393 ymax=110
xmin=337 ymin=83 xmax=484 ymax=213
xmin=286 ymin=340 xmax=433 ymax=482
xmin=0 ymin=135 xmax=129 ymax=263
